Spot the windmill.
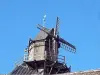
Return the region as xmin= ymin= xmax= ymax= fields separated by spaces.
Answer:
xmin=35 ymin=17 xmax=76 ymax=74
xmin=37 ymin=17 xmax=76 ymax=59
xmin=11 ymin=17 xmax=76 ymax=75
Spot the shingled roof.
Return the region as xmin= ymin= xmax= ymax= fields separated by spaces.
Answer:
xmin=34 ymin=30 xmax=48 ymax=40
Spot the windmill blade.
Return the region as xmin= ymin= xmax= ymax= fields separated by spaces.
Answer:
xmin=60 ymin=42 xmax=76 ymax=53
xmin=59 ymin=37 xmax=76 ymax=50
xmin=55 ymin=17 xmax=60 ymax=35
xmin=37 ymin=24 xmax=50 ymax=32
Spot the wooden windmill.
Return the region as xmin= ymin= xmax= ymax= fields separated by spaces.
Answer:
xmin=11 ymin=17 xmax=76 ymax=75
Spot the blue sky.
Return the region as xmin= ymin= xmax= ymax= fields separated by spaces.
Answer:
xmin=0 ymin=0 xmax=100 ymax=74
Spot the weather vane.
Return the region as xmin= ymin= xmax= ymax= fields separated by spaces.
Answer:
xmin=43 ymin=15 xmax=46 ymax=27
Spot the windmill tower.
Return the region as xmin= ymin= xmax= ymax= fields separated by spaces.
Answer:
xmin=11 ymin=17 xmax=76 ymax=75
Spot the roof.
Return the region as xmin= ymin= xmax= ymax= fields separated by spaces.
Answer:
xmin=54 ymin=69 xmax=100 ymax=75
xmin=34 ymin=30 xmax=49 ymax=41
xmin=34 ymin=28 xmax=54 ymax=41
xmin=10 ymin=62 xmax=38 ymax=74
xmin=10 ymin=62 xmax=100 ymax=75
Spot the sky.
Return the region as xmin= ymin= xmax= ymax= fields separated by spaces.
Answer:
xmin=0 ymin=0 xmax=100 ymax=74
